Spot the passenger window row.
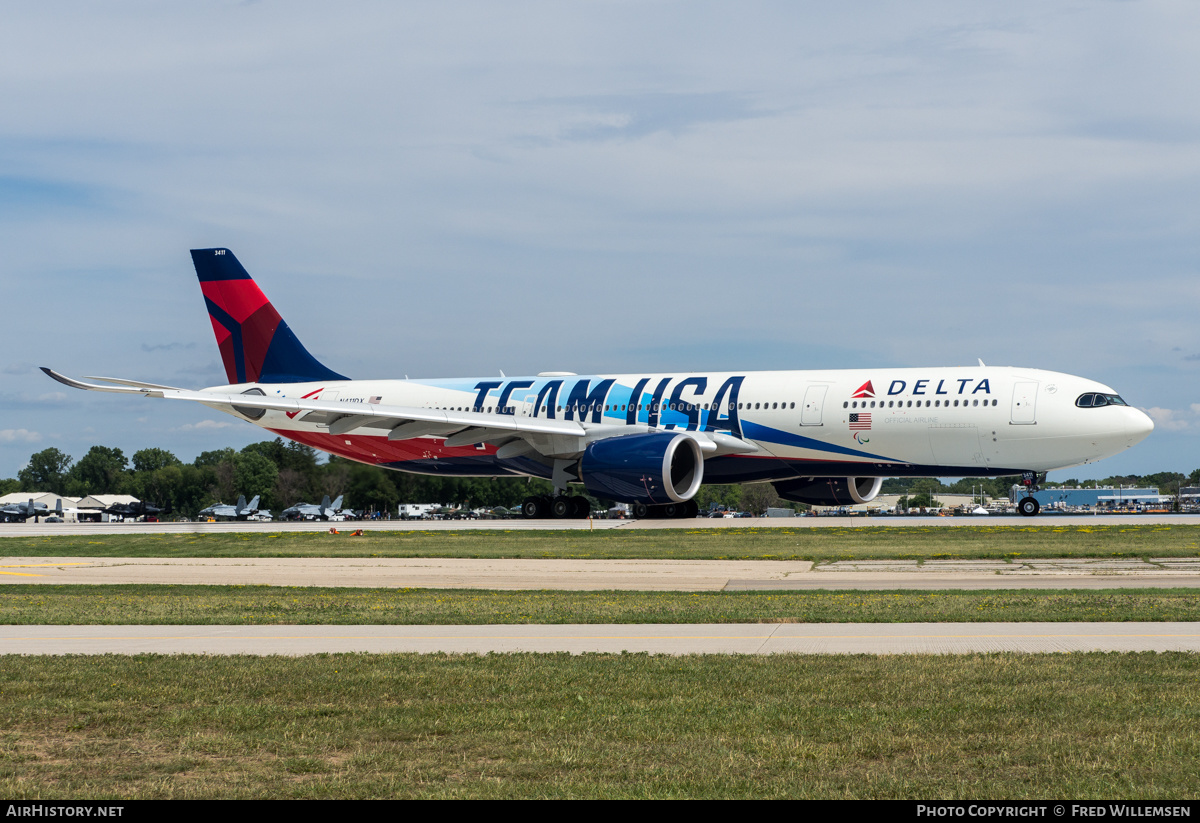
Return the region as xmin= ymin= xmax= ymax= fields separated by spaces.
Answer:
xmin=842 ymin=399 xmax=999 ymax=409
xmin=434 ymin=400 xmax=802 ymax=414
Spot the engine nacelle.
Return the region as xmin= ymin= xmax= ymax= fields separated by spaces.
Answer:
xmin=773 ymin=476 xmax=883 ymax=507
xmin=581 ymin=432 xmax=704 ymax=505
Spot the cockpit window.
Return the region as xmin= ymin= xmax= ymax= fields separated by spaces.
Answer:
xmin=1076 ymin=393 xmax=1127 ymax=408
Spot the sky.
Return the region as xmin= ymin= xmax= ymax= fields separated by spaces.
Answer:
xmin=1 ymin=1 xmax=1198 ymax=482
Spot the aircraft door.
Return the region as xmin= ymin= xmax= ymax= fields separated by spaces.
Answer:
xmin=801 ymin=385 xmax=828 ymax=426
xmin=1010 ymin=382 xmax=1038 ymax=425
xmin=519 ymin=394 xmax=536 ymax=418
xmin=928 ymin=424 xmax=986 ymax=469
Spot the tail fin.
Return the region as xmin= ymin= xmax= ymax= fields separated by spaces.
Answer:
xmin=190 ymin=248 xmax=348 ymax=384
xmin=246 ymin=495 xmax=260 ymax=511
xmin=330 ymin=495 xmax=343 ymax=510
xmin=320 ymin=494 xmax=331 ymax=512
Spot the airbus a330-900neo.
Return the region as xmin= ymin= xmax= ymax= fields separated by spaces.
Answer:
xmin=44 ymin=248 xmax=1154 ymax=519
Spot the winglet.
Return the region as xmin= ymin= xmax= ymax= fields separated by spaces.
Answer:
xmin=42 ymin=368 xmax=146 ymax=394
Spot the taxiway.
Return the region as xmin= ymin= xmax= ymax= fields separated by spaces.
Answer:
xmin=5 ymin=622 xmax=1198 ymax=655
xmin=3 ymin=556 xmax=1199 ymax=590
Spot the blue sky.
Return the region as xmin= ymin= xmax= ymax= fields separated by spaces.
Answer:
xmin=2 ymin=1 xmax=1198 ymax=481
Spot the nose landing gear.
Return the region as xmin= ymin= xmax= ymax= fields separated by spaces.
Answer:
xmin=1017 ymin=471 xmax=1046 ymax=517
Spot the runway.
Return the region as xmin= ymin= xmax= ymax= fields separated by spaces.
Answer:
xmin=3 ymin=556 xmax=1199 ymax=590
xmin=5 ymin=622 xmax=1198 ymax=655
xmin=2 ymin=512 xmax=1194 ymax=536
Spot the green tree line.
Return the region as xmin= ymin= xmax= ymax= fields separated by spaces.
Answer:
xmin=5 ymin=442 xmax=1196 ymax=519
xmin=2 ymin=441 xmax=569 ymax=518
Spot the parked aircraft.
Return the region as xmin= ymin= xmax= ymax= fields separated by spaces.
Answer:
xmin=45 ymin=248 xmax=1155 ymax=519
xmin=199 ymin=495 xmax=269 ymax=521
xmin=1 ymin=498 xmax=62 ymax=523
xmin=282 ymin=495 xmax=345 ymax=521
xmin=102 ymin=500 xmax=168 ymax=521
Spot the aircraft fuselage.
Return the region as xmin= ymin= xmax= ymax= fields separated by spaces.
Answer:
xmin=206 ymin=365 xmax=1153 ymax=483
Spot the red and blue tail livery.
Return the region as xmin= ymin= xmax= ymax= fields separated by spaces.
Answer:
xmin=44 ymin=247 xmax=1154 ymax=518
xmin=191 ymin=248 xmax=346 ymax=385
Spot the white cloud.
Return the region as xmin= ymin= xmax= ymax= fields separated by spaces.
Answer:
xmin=0 ymin=429 xmax=41 ymax=444
xmin=1144 ymin=407 xmax=1194 ymax=433
xmin=2 ymin=2 xmax=1198 ymax=478
xmin=177 ymin=419 xmax=235 ymax=431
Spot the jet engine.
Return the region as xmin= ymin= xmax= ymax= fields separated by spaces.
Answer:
xmin=581 ymin=432 xmax=704 ymax=505
xmin=772 ymin=476 xmax=883 ymax=507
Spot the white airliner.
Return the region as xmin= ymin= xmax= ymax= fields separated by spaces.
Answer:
xmin=44 ymin=248 xmax=1154 ymax=519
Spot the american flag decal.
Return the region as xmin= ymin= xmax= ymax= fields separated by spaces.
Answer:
xmin=369 ymin=396 xmax=382 ymax=404
xmin=849 ymin=412 xmax=872 ymax=430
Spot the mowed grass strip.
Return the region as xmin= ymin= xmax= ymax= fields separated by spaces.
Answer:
xmin=0 ymin=653 xmax=1196 ymax=799
xmin=4 ymin=584 xmax=1200 ymax=624
xmin=4 ymin=523 xmax=1200 ymax=560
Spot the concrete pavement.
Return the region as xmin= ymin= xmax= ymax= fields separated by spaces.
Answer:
xmin=3 ymin=556 xmax=1200 ymax=591
xmin=1 ymin=512 xmax=1196 ymax=536
xmin=4 ymin=622 xmax=1199 ymax=655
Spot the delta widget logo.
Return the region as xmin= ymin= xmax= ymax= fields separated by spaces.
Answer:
xmin=286 ymin=388 xmax=326 ymax=419
xmin=851 ymin=380 xmax=875 ymax=399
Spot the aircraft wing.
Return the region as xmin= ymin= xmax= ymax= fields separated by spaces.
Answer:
xmin=42 ymin=369 xmax=588 ymax=441
xmin=43 ymin=369 xmax=760 ymax=458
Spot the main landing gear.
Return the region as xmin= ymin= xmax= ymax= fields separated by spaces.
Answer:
xmin=519 ymin=496 xmax=701 ymax=519
xmin=521 ymin=495 xmax=591 ymax=520
xmin=631 ymin=500 xmax=700 ymax=519
xmin=1017 ymin=470 xmax=1045 ymax=517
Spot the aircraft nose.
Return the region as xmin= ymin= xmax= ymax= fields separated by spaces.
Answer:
xmin=1127 ymin=407 xmax=1154 ymax=445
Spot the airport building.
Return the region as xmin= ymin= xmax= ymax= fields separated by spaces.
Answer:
xmin=1010 ymin=486 xmax=1164 ymax=510
xmin=0 ymin=492 xmax=72 ymax=509
xmin=813 ymin=493 xmax=991 ymax=515
xmin=1 ymin=492 xmax=147 ymax=523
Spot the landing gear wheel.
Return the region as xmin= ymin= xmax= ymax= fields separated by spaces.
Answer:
xmin=551 ymin=496 xmax=572 ymax=519
xmin=661 ymin=502 xmax=680 ymax=519
xmin=570 ymin=496 xmax=590 ymax=518
xmin=522 ymin=496 xmax=549 ymax=519
xmin=1018 ymin=497 xmax=1040 ymax=517
xmin=684 ymin=500 xmax=700 ymax=518
xmin=632 ymin=502 xmax=649 ymax=519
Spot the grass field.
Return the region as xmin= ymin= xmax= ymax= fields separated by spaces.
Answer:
xmin=4 ymin=523 xmax=1200 ymax=560
xmin=3 ymin=584 xmax=1200 ymax=624
xmin=3 ymin=525 xmax=1198 ymax=799
xmin=1 ymin=653 xmax=1196 ymax=799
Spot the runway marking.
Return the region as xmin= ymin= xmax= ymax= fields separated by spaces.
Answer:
xmin=0 ymin=572 xmax=43 ymax=577
xmin=0 ymin=563 xmax=93 ymax=567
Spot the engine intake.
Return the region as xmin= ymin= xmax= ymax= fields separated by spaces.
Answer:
xmin=773 ymin=476 xmax=883 ymax=507
xmin=581 ymin=432 xmax=704 ymax=505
